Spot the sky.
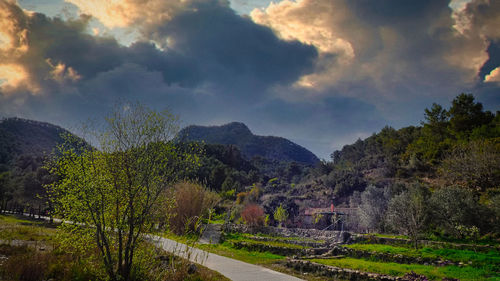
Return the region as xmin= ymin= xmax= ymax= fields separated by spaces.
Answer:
xmin=0 ymin=0 xmax=499 ymax=160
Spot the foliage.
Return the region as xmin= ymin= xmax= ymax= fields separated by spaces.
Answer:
xmin=386 ymin=184 xmax=429 ymax=249
xmin=169 ymin=181 xmax=220 ymax=235
xmin=273 ymin=204 xmax=288 ymax=227
xmin=241 ymin=204 xmax=265 ymax=226
xmin=329 ymin=93 xmax=498 ymax=187
xmin=439 ymin=139 xmax=500 ymax=190
xmin=429 ymin=186 xmax=484 ymax=237
xmin=356 ymin=185 xmax=391 ymax=232
xmin=447 ymin=93 xmax=494 ymax=137
xmin=490 ymin=194 xmax=500 ymax=233
xmin=47 ymin=103 xmax=199 ymax=281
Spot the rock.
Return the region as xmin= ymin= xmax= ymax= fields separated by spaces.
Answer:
xmin=187 ymin=263 xmax=197 ymax=274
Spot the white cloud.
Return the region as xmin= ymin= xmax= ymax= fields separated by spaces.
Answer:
xmin=484 ymin=67 xmax=500 ymax=82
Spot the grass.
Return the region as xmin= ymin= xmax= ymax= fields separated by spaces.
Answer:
xmin=198 ymin=242 xmax=285 ymax=265
xmin=238 ymin=232 xmax=324 ymax=243
xmin=164 ymin=231 xmax=285 ymax=265
xmin=223 ymin=233 xmax=311 ymax=249
xmin=425 ymin=233 xmax=500 ymax=246
xmin=0 ymin=215 xmax=231 ymax=281
xmin=163 ymin=231 xmax=329 ymax=280
xmin=366 ymin=232 xmax=500 ymax=246
xmin=310 ymin=257 xmax=499 ymax=281
xmin=0 ymin=214 xmax=57 ymax=242
xmin=346 ymin=243 xmax=500 ymax=267
xmin=363 ymin=233 xmax=408 ymax=239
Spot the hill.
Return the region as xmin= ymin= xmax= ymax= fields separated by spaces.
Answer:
xmin=177 ymin=122 xmax=320 ymax=165
xmin=0 ymin=117 xmax=70 ymax=162
xmin=0 ymin=117 xmax=79 ymax=207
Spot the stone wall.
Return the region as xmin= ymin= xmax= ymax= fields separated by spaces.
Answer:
xmin=283 ymin=259 xmax=402 ymax=281
xmin=224 ymin=223 xmax=351 ymax=244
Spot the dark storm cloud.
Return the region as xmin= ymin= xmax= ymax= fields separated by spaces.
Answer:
xmin=0 ymin=0 xmax=317 ymax=122
xmin=345 ymin=0 xmax=450 ymax=25
xmin=149 ymin=0 xmax=317 ymax=94
xmin=2 ymin=0 xmax=500 ymax=159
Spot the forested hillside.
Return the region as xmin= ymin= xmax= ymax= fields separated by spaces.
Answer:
xmin=284 ymin=93 xmax=499 ymax=238
xmin=0 ymin=118 xmax=75 ymax=209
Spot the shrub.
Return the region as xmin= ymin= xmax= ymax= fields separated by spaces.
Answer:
xmin=273 ymin=204 xmax=288 ymax=227
xmin=241 ymin=204 xmax=265 ymax=226
xmin=169 ymin=182 xmax=220 ymax=235
xmin=236 ymin=192 xmax=247 ymax=205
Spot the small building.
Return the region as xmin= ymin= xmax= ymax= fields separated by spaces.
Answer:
xmin=297 ymin=204 xmax=347 ymax=230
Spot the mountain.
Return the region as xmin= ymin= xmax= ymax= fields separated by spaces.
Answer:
xmin=0 ymin=117 xmax=70 ymax=163
xmin=0 ymin=117 xmax=81 ymax=206
xmin=177 ymin=122 xmax=320 ymax=165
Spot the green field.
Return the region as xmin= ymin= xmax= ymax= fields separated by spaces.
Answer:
xmin=346 ymin=243 xmax=500 ymax=267
xmin=310 ymin=257 xmax=499 ymax=281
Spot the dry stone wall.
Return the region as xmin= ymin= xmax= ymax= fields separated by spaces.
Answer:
xmin=225 ymin=223 xmax=351 ymax=243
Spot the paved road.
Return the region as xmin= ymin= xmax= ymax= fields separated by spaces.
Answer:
xmin=9 ymin=213 xmax=303 ymax=281
xmin=150 ymin=235 xmax=304 ymax=281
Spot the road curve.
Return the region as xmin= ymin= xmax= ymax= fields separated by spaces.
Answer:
xmin=10 ymin=213 xmax=303 ymax=281
xmin=150 ymin=235 xmax=304 ymax=281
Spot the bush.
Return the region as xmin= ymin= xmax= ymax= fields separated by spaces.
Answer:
xmin=241 ymin=204 xmax=265 ymax=226
xmin=169 ymin=182 xmax=220 ymax=235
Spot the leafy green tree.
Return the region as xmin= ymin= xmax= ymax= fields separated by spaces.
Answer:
xmin=429 ymin=186 xmax=482 ymax=237
xmin=48 ymin=103 xmax=199 ymax=281
xmin=423 ymin=103 xmax=448 ymax=137
xmin=273 ymin=203 xmax=288 ymax=227
xmin=448 ymin=93 xmax=493 ymax=137
xmin=386 ymin=184 xmax=429 ymax=249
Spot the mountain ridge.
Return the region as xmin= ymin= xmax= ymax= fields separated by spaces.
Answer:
xmin=177 ymin=122 xmax=320 ymax=165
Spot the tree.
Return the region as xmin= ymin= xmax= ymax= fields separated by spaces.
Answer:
xmin=423 ymin=103 xmax=448 ymax=137
xmin=48 ymin=103 xmax=199 ymax=281
xmin=273 ymin=204 xmax=288 ymax=227
xmin=386 ymin=184 xmax=429 ymax=249
xmin=448 ymin=93 xmax=493 ymax=137
xmin=429 ymin=186 xmax=482 ymax=237
xmin=357 ymin=185 xmax=391 ymax=232
xmin=439 ymin=139 xmax=500 ymax=190
xmin=241 ymin=204 xmax=265 ymax=226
